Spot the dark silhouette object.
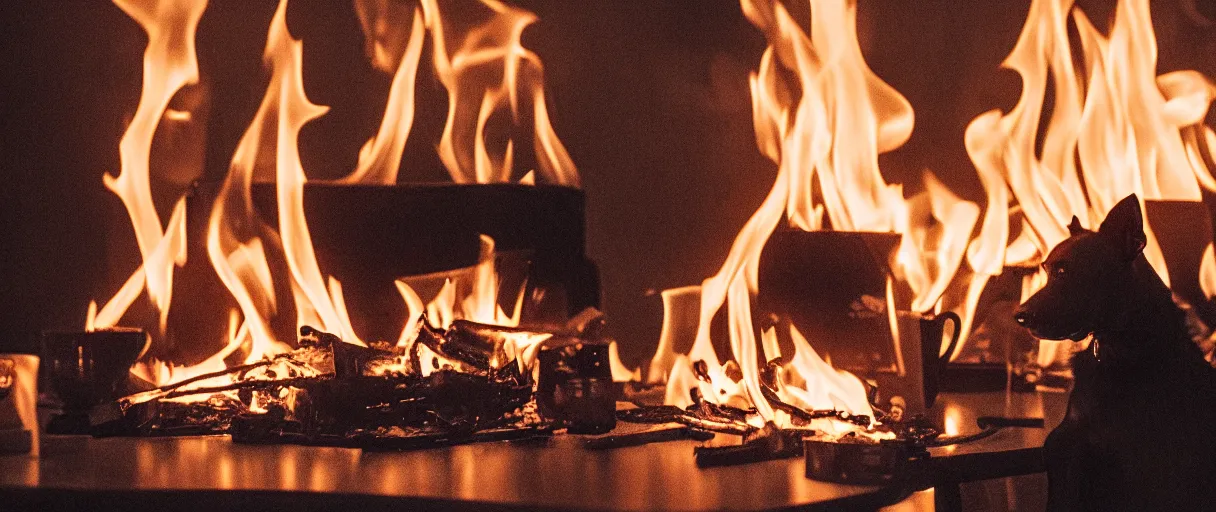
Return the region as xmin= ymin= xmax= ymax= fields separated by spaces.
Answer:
xmin=1014 ymin=194 xmax=1216 ymax=511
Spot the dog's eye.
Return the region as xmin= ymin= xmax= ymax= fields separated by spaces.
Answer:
xmin=1042 ymin=263 xmax=1067 ymax=277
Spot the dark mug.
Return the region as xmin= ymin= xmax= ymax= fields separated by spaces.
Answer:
xmin=42 ymin=329 xmax=149 ymax=412
xmin=872 ymin=311 xmax=963 ymax=415
xmin=916 ymin=312 xmax=961 ymax=409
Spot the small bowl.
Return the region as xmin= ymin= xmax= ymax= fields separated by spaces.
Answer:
xmin=804 ymin=437 xmax=921 ymax=485
xmin=42 ymin=329 xmax=149 ymax=412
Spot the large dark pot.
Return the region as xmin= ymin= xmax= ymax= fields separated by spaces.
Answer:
xmin=758 ymin=230 xmax=901 ymax=371
xmin=758 ymin=230 xmax=961 ymax=412
xmin=166 ymin=183 xmax=597 ymax=360
xmin=250 ymin=183 xmax=591 ymax=287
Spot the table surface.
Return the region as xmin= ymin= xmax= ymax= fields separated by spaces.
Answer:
xmin=0 ymin=391 xmax=1066 ymax=511
xmin=927 ymin=390 xmax=1067 ymax=483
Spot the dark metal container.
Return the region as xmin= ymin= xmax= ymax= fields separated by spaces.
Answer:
xmin=42 ymin=328 xmax=148 ymax=412
xmin=162 ymin=183 xmax=598 ymax=361
xmin=536 ymin=341 xmax=616 ymax=434
xmin=804 ymin=438 xmax=919 ymax=485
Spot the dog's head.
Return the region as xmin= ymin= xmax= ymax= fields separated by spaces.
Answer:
xmin=1013 ymin=194 xmax=1147 ymax=341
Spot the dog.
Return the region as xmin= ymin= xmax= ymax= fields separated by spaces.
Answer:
xmin=1014 ymin=194 xmax=1216 ymax=511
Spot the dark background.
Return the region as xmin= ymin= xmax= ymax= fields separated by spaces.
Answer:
xmin=2 ymin=0 xmax=1214 ymax=363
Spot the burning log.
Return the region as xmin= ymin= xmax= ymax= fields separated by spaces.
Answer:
xmin=92 ymin=394 xmax=248 ymax=437
xmin=615 ymin=400 xmax=754 ymax=436
xmin=758 ymin=365 xmax=874 ymax=428
xmin=296 ymin=326 xmax=409 ymax=379
xmin=229 ymin=369 xmax=535 ymax=446
xmin=414 ymin=319 xmax=555 ymax=372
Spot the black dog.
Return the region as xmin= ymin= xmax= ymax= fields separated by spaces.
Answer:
xmin=1015 ymin=194 xmax=1216 ymax=511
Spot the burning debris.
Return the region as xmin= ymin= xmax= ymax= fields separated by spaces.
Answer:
xmin=77 ymin=0 xmax=614 ymax=442
xmin=53 ymin=0 xmax=1214 ymax=493
xmin=639 ymin=0 xmax=972 ymax=443
xmin=88 ymin=319 xmax=614 ymax=449
xmin=69 ymin=0 xmax=616 ymax=453
xmin=614 ymin=373 xmax=1040 ymax=475
xmin=636 ymin=0 xmax=1216 ymax=452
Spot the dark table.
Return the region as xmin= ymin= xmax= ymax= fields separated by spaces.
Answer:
xmin=925 ymin=390 xmax=1068 ymax=511
xmin=0 ymin=432 xmax=912 ymax=511
xmin=0 ymin=391 xmax=1062 ymax=511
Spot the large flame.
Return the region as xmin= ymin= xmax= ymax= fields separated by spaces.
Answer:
xmin=421 ymin=0 xmax=578 ymax=186
xmin=264 ymin=5 xmax=369 ymax=348
xmin=342 ymin=0 xmax=579 ymax=186
xmin=963 ymin=0 xmax=1216 ymax=359
xmin=89 ymin=0 xmax=207 ymax=333
xmin=340 ymin=1 xmax=428 ymax=185
xmin=206 ymin=0 xmax=298 ymax=365
xmin=395 ymin=235 xmax=526 ymax=333
xmin=96 ymin=0 xmax=577 ymax=389
xmin=650 ymin=0 xmax=973 ymax=432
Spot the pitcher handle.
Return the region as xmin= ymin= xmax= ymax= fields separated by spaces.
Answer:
xmin=937 ymin=311 xmax=962 ymax=364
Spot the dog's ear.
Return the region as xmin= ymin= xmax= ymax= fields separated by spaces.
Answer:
xmin=1098 ymin=194 xmax=1146 ymax=260
xmin=1068 ymin=215 xmax=1086 ymax=236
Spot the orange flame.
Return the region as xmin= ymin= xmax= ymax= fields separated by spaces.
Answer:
xmin=205 ymin=0 xmax=300 ymax=365
xmin=103 ymin=0 xmax=207 ymax=323
xmin=90 ymin=0 xmax=206 ymax=333
xmin=131 ymin=309 xmax=246 ymax=390
xmin=95 ymin=0 xmax=577 ymax=390
xmin=963 ymin=0 xmax=1216 ymax=357
xmin=395 ymin=235 xmax=526 ymax=336
xmin=652 ymin=0 xmax=951 ymax=433
xmin=265 ymin=3 xmax=354 ymax=347
xmin=340 ymin=2 xmax=427 ymax=185
xmin=422 ymin=0 xmax=578 ymax=186
xmin=393 ymin=279 xmax=426 ymax=349
xmin=88 ymin=197 xmax=188 ymax=332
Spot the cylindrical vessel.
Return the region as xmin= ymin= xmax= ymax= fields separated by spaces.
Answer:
xmin=42 ymin=329 xmax=148 ymax=413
